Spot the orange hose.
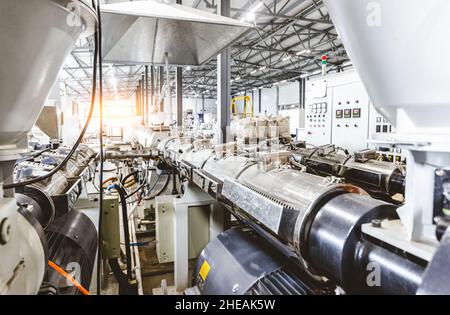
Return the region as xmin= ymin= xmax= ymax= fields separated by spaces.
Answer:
xmin=102 ymin=177 xmax=118 ymax=189
xmin=48 ymin=260 xmax=90 ymax=295
xmin=123 ymin=179 xmax=136 ymax=189
xmin=102 ymin=177 xmax=118 ymax=185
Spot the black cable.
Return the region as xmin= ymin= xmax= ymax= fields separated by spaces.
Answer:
xmin=89 ymin=164 xmax=100 ymax=192
xmin=95 ymin=0 xmax=104 ymax=296
xmin=107 ymin=258 xmax=137 ymax=295
xmin=125 ymin=182 xmax=146 ymax=200
xmin=123 ymin=162 xmax=153 ymax=200
xmin=125 ymin=172 xmax=163 ymax=204
xmin=142 ymin=174 xmax=170 ymax=200
xmin=101 ymin=168 xmax=118 ymax=173
xmin=336 ymin=146 xmax=350 ymax=156
xmin=29 ymin=148 xmax=52 ymax=158
xmin=124 ymin=171 xmax=152 ymax=200
xmin=110 ymin=185 xmax=133 ymax=281
xmin=171 ymin=168 xmax=178 ymax=194
xmin=121 ymin=170 xmax=140 ymax=186
xmin=15 ymin=148 xmax=52 ymax=165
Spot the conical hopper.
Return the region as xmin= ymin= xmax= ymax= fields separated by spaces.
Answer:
xmin=324 ymin=0 xmax=450 ymax=138
xmin=101 ymin=0 xmax=253 ymax=66
xmin=0 ymin=0 xmax=96 ymax=159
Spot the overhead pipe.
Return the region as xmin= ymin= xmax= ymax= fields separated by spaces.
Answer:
xmin=135 ymin=82 xmax=141 ymax=116
xmin=141 ymin=74 xmax=145 ymax=125
xmin=150 ymin=66 xmax=155 ymax=116
xmin=145 ymin=65 xmax=149 ymax=125
xmin=159 ymin=66 xmax=164 ymax=112
xmin=176 ymin=0 xmax=183 ymax=127
xmin=165 ymin=52 xmax=172 ymax=124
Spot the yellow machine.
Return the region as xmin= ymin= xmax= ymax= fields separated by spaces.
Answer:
xmin=231 ymin=95 xmax=254 ymax=118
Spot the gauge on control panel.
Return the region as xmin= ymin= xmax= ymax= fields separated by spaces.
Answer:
xmin=344 ymin=109 xmax=352 ymax=118
xmin=352 ymin=108 xmax=361 ymax=118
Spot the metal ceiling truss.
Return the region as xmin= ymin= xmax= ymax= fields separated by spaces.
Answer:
xmin=61 ymin=0 xmax=349 ymax=101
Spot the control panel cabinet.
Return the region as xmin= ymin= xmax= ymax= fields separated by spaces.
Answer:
xmin=331 ymin=82 xmax=370 ymax=153
xmin=305 ymin=80 xmax=333 ymax=146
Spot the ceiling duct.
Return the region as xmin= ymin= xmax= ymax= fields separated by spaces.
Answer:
xmin=101 ymin=0 xmax=253 ymax=66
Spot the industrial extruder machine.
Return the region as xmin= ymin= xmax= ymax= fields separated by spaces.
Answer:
xmin=150 ymin=0 xmax=450 ymax=296
xmin=1 ymin=0 xmax=450 ymax=297
xmin=153 ymin=130 xmax=434 ymax=295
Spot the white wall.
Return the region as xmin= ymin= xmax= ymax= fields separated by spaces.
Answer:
xmin=278 ymin=82 xmax=304 ymax=134
xmin=278 ymin=82 xmax=300 ymax=106
xmin=163 ymin=97 xmax=217 ymax=120
xmin=253 ymin=90 xmax=260 ymax=113
xmin=260 ymin=87 xmax=278 ymax=115
xmin=185 ymin=98 xmax=217 ymax=115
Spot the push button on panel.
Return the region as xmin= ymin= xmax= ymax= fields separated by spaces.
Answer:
xmin=352 ymin=108 xmax=361 ymax=118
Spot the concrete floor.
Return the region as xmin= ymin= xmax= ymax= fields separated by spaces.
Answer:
xmin=137 ymin=235 xmax=196 ymax=295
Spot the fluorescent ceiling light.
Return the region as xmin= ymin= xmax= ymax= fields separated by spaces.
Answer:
xmin=241 ymin=1 xmax=264 ymax=21
xmin=259 ymin=66 xmax=267 ymax=71
xmin=296 ymin=49 xmax=311 ymax=56
xmin=245 ymin=12 xmax=255 ymax=21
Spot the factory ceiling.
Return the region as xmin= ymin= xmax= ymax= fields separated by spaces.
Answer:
xmin=60 ymin=0 xmax=349 ymax=101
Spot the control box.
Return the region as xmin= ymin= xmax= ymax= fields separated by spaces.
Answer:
xmin=371 ymin=113 xmax=393 ymax=135
xmin=332 ymin=81 xmax=370 ymax=153
xmin=304 ymin=70 xmax=401 ymax=155
xmin=368 ymin=107 xmax=402 ymax=162
xmin=304 ymin=70 xmax=403 ymax=161
xmin=305 ymin=80 xmax=333 ymax=146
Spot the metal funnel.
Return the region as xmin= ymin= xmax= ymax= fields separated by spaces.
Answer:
xmin=0 ymin=0 xmax=96 ymax=160
xmin=101 ymin=0 xmax=253 ymax=66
